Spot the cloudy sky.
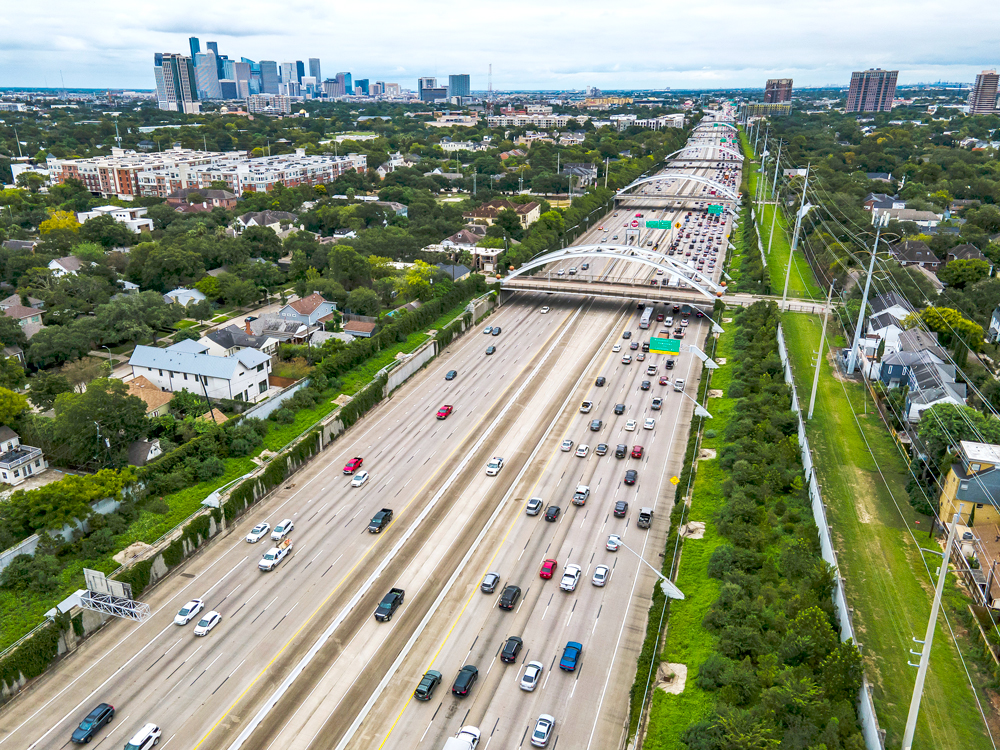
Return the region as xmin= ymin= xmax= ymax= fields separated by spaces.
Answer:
xmin=2 ymin=0 xmax=998 ymax=91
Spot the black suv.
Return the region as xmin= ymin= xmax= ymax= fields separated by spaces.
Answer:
xmin=590 ymin=419 xmax=602 ymax=431
xmin=614 ymin=403 xmax=626 ymax=415
xmin=641 ymin=342 xmax=650 ymax=352
xmin=629 ymin=341 xmax=639 ymax=350
xmin=544 ymin=505 xmax=561 ymax=522
xmin=614 ymin=500 xmax=629 ymax=518
xmin=499 ymin=585 xmax=522 ymax=610
xmin=71 ymin=703 xmax=115 ymax=744
xmin=622 ymin=330 xmax=632 ymax=339
xmin=615 ymin=444 xmax=627 ymax=459
xmin=665 ymin=359 xmax=675 ymax=369
xmin=492 ymin=326 xmax=501 ymax=336
xmin=500 ymin=636 xmax=523 ymax=663
xmin=595 ymin=376 xmax=606 ymax=387
xmin=414 ymin=670 xmax=442 ymax=701
xmin=641 ymin=380 xmax=651 ymax=390
xmin=452 ymin=665 xmax=479 ymax=696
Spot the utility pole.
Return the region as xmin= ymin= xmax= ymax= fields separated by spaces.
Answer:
xmin=781 ymin=164 xmax=812 ymax=307
xmin=901 ymin=509 xmax=963 ymax=750
xmin=604 ymin=156 xmax=609 ymax=189
xmin=846 ymin=225 xmax=882 ymax=375
xmin=808 ymin=281 xmax=835 ymax=420
xmin=766 ymin=140 xmax=782 ymax=255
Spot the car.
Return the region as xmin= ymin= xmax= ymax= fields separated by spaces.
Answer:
xmin=625 ymin=419 xmax=637 ymax=431
xmin=567 ymin=267 xmax=577 ymax=275
xmin=526 ymin=497 xmax=544 ymax=515
xmin=560 ymin=437 xmax=576 ymax=452
xmin=595 ymin=443 xmax=609 ymax=456
xmin=560 ymin=564 xmax=582 ymax=591
xmin=680 ymin=318 xmax=689 ymax=327
xmin=593 ymin=564 xmax=610 ymax=587
xmin=484 ymin=326 xmax=493 ymax=335
xmin=612 ymin=343 xmax=622 ymax=352
xmin=492 ymin=326 xmax=502 ymax=336
xmin=656 ymin=313 xmax=665 ymax=322
xmin=414 ymin=670 xmax=443 ymax=701
xmin=271 ymin=519 xmax=294 ymax=540
xmin=614 ymin=500 xmax=629 ymax=517
xmin=575 ymin=444 xmax=590 ymax=457
xmin=607 ymin=534 xmax=622 ymax=551
xmin=540 ymin=306 xmax=550 ymax=314
xmin=436 ymin=404 xmax=454 ymax=419
xmin=486 ymin=345 xmax=496 ymax=355
xmin=193 ymin=610 xmax=222 ymax=636
xmin=615 ymin=443 xmax=627 ymax=458
xmin=481 ymin=572 xmax=501 ymax=593
xmin=646 ymin=365 xmax=657 ymax=376
xmin=445 ymin=369 xmax=458 ymax=380
xmin=557 ymin=269 xmax=565 ymax=275
xmin=123 ymin=724 xmax=161 ymax=750
xmin=637 ymin=352 xmax=646 ymax=361
xmin=544 ymin=505 xmax=561 ymax=522
xmin=629 ymin=341 xmax=639 ymax=351
xmin=501 ymin=636 xmax=524 ymax=663
xmin=539 ymin=558 xmax=558 ymax=578
xmin=590 ymin=419 xmax=602 ymax=431
xmin=665 ymin=359 xmax=675 ymax=369
xmin=674 ymin=379 xmax=685 ymax=392
xmin=521 ymin=660 xmax=544 ymax=691
xmin=580 ymin=400 xmax=593 ymax=413
xmin=485 ymin=456 xmax=505 ymax=476
xmin=174 ymin=598 xmax=204 ymax=625
xmin=614 ymin=403 xmax=626 ymax=415
xmin=560 ymin=641 xmax=583 ymax=671
xmin=499 ymin=585 xmax=521 ymax=610
xmin=71 ymin=702 xmax=115 ymax=744
xmin=531 ymin=715 xmax=555 ymax=747
xmin=451 ymin=665 xmax=479 ymax=696
xmin=644 ymin=417 xmax=655 ymax=430
xmin=343 ymin=456 xmax=364 ymax=474
xmin=641 ymin=380 xmax=651 ymax=391
xmin=624 ymin=469 xmax=638 ymax=485
xmin=651 ymin=397 xmax=663 ymax=410
xmin=595 ymin=376 xmax=606 ymax=387
xmin=659 ymin=375 xmax=669 ymax=386
xmin=621 ymin=354 xmax=632 ymax=364
xmin=631 ymin=445 xmax=644 ymax=459
xmin=245 ymin=522 xmax=270 ymax=543
xmin=351 ymin=470 xmax=370 ymax=487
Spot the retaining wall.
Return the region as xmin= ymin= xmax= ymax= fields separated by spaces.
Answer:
xmin=386 ymin=340 xmax=438 ymax=395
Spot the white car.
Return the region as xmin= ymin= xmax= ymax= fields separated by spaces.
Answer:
xmin=531 ymin=715 xmax=555 ymax=747
xmin=575 ymin=444 xmax=589 ymax=457
xmin=560 ymin=564 xmax=582 ymax=591
xmin=193 ymin=610 xmax=222 ymax=636
xmin=351 ymin=470 xmax=370 ymax=487
xmin=486 ymin=456 xmax=505 ymax=476
xmin=520 ymin=660 xmax=544 ymax=691
xmin=271 ymin=519 xmax=294 ymax=540
xmin=621 ymin=355 xmax=632 ymax=365
xmin=541 ymin=306 xmax=550 ymax=314
xmin=644 ymin=418 xmax=655 ymax=430
xmin=612 ymin=343 xmax=622 ymax=352
xmin=625 ymin=419 xmax=637 ymax=431
xmin=646 ymin=365 xmax=657 ymax=376
xmin=560 ymin=439 xmax=574 ymax=452
xmin=484 ymin=326 xmax=493 ymax=335
xmin=580 ymin=401 xmax=593 ymax=413
xmin=593 ymin=564 xmax=610 ymax=587
xmin=245 ymin=522 xmax=270 ymax=543
xmin=174 ymin=598 xmax=204 ymax=625
xmin=664 ymin=317 xmax=674 ymax=326
xmin=607 ymin=534 xmax=622 ymax=551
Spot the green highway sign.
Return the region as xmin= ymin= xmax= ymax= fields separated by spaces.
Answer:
xmin=650 ymin=337 xmax=681 ymax=354
xmin=707 ymin=205 xmax=723 ymax=215
xmin=646 ymin=220 xmax=672 ymax=229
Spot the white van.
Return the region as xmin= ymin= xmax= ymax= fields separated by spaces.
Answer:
xmin=124 ymin=724 xmax=161 ymax=750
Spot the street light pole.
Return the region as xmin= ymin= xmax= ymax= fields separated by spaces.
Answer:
xmin=615 ymin=538 xmax=685 ymax=600
xmin=781 ymin=164 xmax=812 ymax=308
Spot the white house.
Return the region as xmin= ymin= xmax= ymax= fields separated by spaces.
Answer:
xmin=48 ymin=256 xmax=84 ymax=277
xmin=163 ymin=288 xmax=206 ymax=307
xmin=0 ymin=426 xmax=48 ymax=486
xmin=76 ymin=205 xmax=154 ymax=233
xmin=128 ymin=340 xmax=273 ymax=403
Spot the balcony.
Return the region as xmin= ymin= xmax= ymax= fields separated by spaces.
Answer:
xmin=0 ymin=444 xmax=43 ymax=471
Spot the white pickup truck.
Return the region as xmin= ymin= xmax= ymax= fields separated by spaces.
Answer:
xmin=258 ymin=538 xmax=292 ymax=571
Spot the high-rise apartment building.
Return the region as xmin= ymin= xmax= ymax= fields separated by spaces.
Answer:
xmin=296 ymin=61 xmax=305 ymax=82
xmin=206 ymin=41 xmax=219 ymax=56
xmin=336 ymin=72 xmax=352 ymax=93
xmin=308 ymin=58 xmax=321 ymax=83
xmin=260 ymin=61 xmax=280 ymax=94
xmin=355 ymin=79 xmax=369 ymax=95
xmin=188 ymin=37 xmax=200 ymax=58
xmin=154 ymin=53 xmax=199 ymax=113
xmin=763 ymin=78 xmax=793 ymax=104
xmin=420 ymin=86 xmax=447 ymax=102
xmin=969 ymin=71 xmax=999 ymax=114
xmin=385 ymin=83 xmax=400 ymax=96
xmin=845 ymin=69 xmax=898 ymax=112
xmin=418 ymin=77 xmax=437 ymax=90
xmin=193 ymin=52 xmax=222 ymax=99
xmin=448 ymin=74 xmax=471 ymax=99
xmin=372 ymin=81 xmax=385 ymax=96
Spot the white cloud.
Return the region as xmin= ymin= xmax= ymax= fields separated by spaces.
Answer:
xmin=1 ymin=0 xmax=998 ymax=90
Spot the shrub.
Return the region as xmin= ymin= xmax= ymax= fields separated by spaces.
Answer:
xmin=0 ymin=554 xmax=62 ymax=594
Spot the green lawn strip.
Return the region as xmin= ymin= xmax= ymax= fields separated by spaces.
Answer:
xmin=782 ymin=312 xmax=994 ymax=750
xmin=644 ymin=330 xmax=734 ymax=749
xmin=174 ymin=320 xmax=199 ymax=330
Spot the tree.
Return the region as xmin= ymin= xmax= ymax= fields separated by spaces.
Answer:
xmin=937 ymin=259 xmax=990 ymax=289
xmin=403 ymin=260 xmax=438 ymax=301
xmin=93 ymin=291 xmax=181 ymax=346
xmin=52 ymin=378 xmax=149 ymax=468
xmin=187 ymin=298 xmax=213 ymax=323
xmin=194 ymin=275 xmax=221 ymax=300
xmin=0 ymin=554 xmax=62 ymax=594
xmin=0 ymin=386 xmax=28 ymax=424
xmin=0 ymin=317 xmax=27 ymax=348
xmin=918 ymin=403 xmax=1000 ymax=475
xmin=127 ymin=244 xmax=206 ymax=292
xmin=28 ymin=370 xmax=73 ymax=410
xmin=0 ymin=356 xmax=26 ymax=391
xmin=62 ymin=356 xmax=111 ymax=392
xmin=240 ymin=226 xmax=283 ymax=261
xmin=328 ymin=245 xmax=372 ymax=290
xmin=218 ymin=273 xmax=258 ymax=307
xmin=346 ymin=287 xmax=381 ymax=316
xmin=38 ymin=209 xmax=80 ymax=235
xmin=79 ymin=214 xmax=138 ymax=248
xmin=15 ymin=172 xmax=45 ymax=193
xmin=920 ymin=306 xmax=984 ymax=354
xmin=26 ymin=322 xmax=92 ymax=367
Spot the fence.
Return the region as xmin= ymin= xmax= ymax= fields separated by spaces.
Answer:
xmin=240 ymin=378 xmax=312 ymax=422
xmin=776 ymin=322 xmax=885 ymax=750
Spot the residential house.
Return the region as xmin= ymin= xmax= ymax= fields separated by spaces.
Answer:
xmin=939 ymin=441 xmax=1000 ymax=527
xmin=278 ymin=293 xmax=337 ymax=327
xmin=3 ymin=303 xmax=44 ymax=339
xmin=867 ymin=311 xmax=906 ymax=354
xmin=375 ymin=152 xmax=405 ymax=180
xmin=198 ymin=325 xmax=280 ymax=357
xmin=889 ymin=240 xmax=941 ymax=269
xmin=48 ymin=256 xmax=84 ymax=277
xmin=344 ymin=320 xmax=378 ymax=338
xmin=904 ymin=358 xmax=967 ymax=423
xmin=236 ymin=210 xmax=298 ymax=234
xmin=436 ymin=263 xmax=471 ymax=281
xmin=0 ymin=293 xmax=43 ymax=310
xmin=165 ymin=187 xmax=238 ymax=210
xmin=471 ymin=244 xmax=503 ymax=273
xmin=127 ymin=339 xmax=273 ymax=403
xmin=374 ymin=201 xmax=408 ymax=218
xmin=3 ymin=345 xmax=24 ymax=364
xmin=118 ymin=280 xmax=140 ymax=294
xmin=163 ymin=288 xmax=207 ymax=307
xmin=870 ymin=292 xmax=915 ymax=322
xmin=76 ymin=205 xmax=154 ymax=233
xmin=127 ymin=375 xmax=174 ymax=417
xmin=127 ymin=438 xmax=162 ymax=467
xmin=875 ymin=208 xmax=943 ymax=228
xmin=897 ymin=328 xmax=948 ymax=360
xmin=1 ymin=239 xmax=38 ymax=252
xmin=0 ymin=425 xmax=48 ymax=486
xmin=862 ymin=193 xmax=904 ymax=212
xmin=990 ymin=303 xmax=1000 ymax=343
xmin=877 ymin=348 xmax=945 ymax=389
xmin=943 ymin=243 xmax=992 ymax=275
xmin=246 ymin=316 xmax=311 ymax=344
xmin=561 ymin=163 xmax=598 ymax=186
xmin=463 ymin=200 xmax=541 ymax=229
xmin=441 ymin=229 xmax=482 ymax=249
xmin=866 ymin=172 xmax=894 ymax=183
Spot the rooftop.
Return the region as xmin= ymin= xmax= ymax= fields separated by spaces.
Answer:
xmin=129 ymin=342 xmax=269 ymax=380
xmin=961 ymin=441 xmax=1000 ymax=465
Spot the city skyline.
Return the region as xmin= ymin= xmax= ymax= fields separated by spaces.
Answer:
xmin=2 ymin=0 xmax=999 ymax=90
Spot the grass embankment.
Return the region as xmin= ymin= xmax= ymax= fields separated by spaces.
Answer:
xmin=642 ymin=327 xmax=735 ymax=748
xmin=782 ymin=312 xmax=996 ymax=749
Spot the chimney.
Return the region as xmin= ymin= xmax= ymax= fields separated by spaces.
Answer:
xmin=244 ymin=318 xmax=253 ymax=334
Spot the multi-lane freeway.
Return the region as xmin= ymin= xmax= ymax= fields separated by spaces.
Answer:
xmin=0 ymin=122 xmax=739 ymax=750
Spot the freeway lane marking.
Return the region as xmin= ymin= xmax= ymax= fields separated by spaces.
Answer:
xmin=198 ymin=299 xmax=581 ymax=750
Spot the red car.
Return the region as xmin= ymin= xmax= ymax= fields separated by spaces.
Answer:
xmin=539 ymin=559 xmax=558 ymax=579
xmin=343 ymin=457 xmax=364 ymax=474
xmin=436 ymin=405 xmax=454 ymax=419
xmin=631 ymin=445 xmax=644 ymax=459
xmin=656 ymin=313 xmax=664 ymax=322
xmin=659 ymin=376 xmax=669 ymax=386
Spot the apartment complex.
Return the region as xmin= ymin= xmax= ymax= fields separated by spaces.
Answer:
xmin=763 ymin=78 xmax=793 ymax=104
xmin=247 ymin=94 xmax=292 ymax=115
xmin=846 ymin=69 xmax=898 ymax=112
xmin=487 ymin=113 xmax=591 ymax=128
xmin=969 ymin=71 xmax=999 ymax=114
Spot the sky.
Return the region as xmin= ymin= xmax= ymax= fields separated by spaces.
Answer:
xmin=2 ymin=0 xmax=999 ymax=91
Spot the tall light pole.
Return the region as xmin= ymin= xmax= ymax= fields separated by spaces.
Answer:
xmin=846 ymin=225 xmax=882 ymax=376
xmin=807 ymin=281 xmax=835 ymax=420
xmin=781 ymin=165 xmax=813 ymax=307
xmin=766 ymin=140 xmax=782 ymax=256
xmin=615 ymin=538 xmax=685 ymax=600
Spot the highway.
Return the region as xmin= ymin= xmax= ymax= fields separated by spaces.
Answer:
xmin=0 ymin=120 xmax=737 ymax=750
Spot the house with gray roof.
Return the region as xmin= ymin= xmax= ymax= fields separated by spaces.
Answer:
xmin=904 ymin=359 xmax=967 ymax=423
xmin=890 ymin=240 xmax=941 ymax=269
xmin=199 ymin=324 xmax=280 ymax=357
xmin=943 ymin=243 xmax=992 ymax=275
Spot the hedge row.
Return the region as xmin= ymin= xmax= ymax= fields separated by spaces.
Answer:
xmin=0 ymin=619 xmax=62 ymax=695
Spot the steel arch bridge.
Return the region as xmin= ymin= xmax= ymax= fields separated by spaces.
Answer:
xmin=617 ymin=173 xmax=740 ymax=202
xmin=665 ymin=144 xmax=744 ymax=162
xmin=502 ymin=245 xmax=724 ymax=300
xmin=694 ymin=122 xmax=737 ymax=132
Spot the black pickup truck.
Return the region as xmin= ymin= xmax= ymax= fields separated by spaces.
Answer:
xmin=368 ymin=508 xmax=393 ymax=533
xmin=374 ymin=588 xmax=405 ymax=622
